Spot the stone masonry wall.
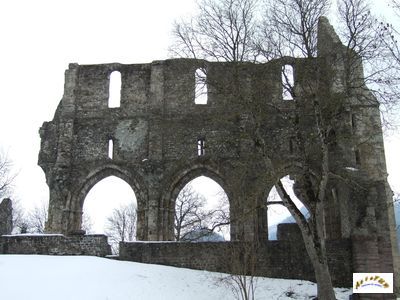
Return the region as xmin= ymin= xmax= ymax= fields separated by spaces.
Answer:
xmin=119 ymin=239 xmax=352 ymax=287
xmin=0 ymin=234 xmax=111 ymax=257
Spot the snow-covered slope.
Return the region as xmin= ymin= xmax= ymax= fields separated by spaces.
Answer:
xmin=0 ymin=255 xmax=351 ymax=300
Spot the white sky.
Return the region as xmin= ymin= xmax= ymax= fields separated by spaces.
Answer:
xmin=0 ymin=0 xmax=399 ymax=233
xmin=0 ymin=0 xmax=197 ymax=227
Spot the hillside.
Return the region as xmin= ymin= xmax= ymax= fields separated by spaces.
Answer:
xmin=0 ymin=255 xmax=351 ymax=300
xmin=268 ymin=206 xmax=309 ymax=240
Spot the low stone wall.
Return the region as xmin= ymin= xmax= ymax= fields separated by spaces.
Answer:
xmin=119 ymin=239 xmax=352 ymax=287
xmin=0 ymin=234 xmax=111 ymax=257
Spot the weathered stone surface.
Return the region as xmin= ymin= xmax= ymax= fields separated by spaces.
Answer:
xmin=277 ymin=223 xmax=302 ymax=242
xmin=0 ymin=198 xmax=12 ymax=235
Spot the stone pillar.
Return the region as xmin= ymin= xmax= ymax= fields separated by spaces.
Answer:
xmin=146 ymin=194 xmax=160 ymax=241
xmin=44 ymin=65 xmax=78 ymax=234
xmin=0 ymin=198 xmax=12 ymax=235
xmin=45 ymin=183 xmax=71 ymax=234
xmin=230 ymin=174 xmax=266 ymax=243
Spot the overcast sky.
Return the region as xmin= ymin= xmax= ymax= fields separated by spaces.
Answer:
xmin=0 ymin=0 xmax=399 ymax=233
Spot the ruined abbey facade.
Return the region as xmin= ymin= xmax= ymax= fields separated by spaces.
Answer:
xmin=37 ymin=18 xmax=398 ymax=286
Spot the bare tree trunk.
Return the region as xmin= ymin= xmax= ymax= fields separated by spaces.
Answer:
xmin=303 ymin=229 xmax=336 ymax=300
xmin=275 ymin=181 xmax=336 ymax=300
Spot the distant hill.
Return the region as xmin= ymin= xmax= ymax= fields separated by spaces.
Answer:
xmin=268 ymin=206 xmax=309 ymax=240
xmin=181 ymin=229 xmax=225 ymax=242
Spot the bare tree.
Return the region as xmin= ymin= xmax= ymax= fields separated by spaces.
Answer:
xmin=0 ymin=150 xmax=16 ymax=200
xmin=81 ymin=211 xmax=94 ymax=234
xmin=174 ymin=183 xmax=229 ymax=241
xmin=175 ymin=184 xmax=207 ymax=241
xmin=257 ymin=0 xmax=330 ymax=59
xmin=9 ymin=198 xmax=26 ymax=234
xmin=382 ymin=0 xmax=400 ymax=65
xmin=170 ymin=0 xmax=258 ymax=62
xmin=219 ymin=242 xmax=258 ymax=300
xmin=337 ymin=0 xmax=400 ymax=126
xmin=26 ymin=200 xmax=48 ymax=233
xmin=105 ymin=202 xmax=137 ymax=254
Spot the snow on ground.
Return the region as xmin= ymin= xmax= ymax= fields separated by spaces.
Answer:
xmin=0 ymin=255 xmax=351 ymax=300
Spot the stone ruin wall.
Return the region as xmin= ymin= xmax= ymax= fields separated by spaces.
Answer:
xmin=119 ymin=224 xmax=352 ymax=287
xmin=24 ymin=17 xmax=398 ymax=288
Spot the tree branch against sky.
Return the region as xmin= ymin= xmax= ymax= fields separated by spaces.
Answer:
xmin=257 ymin=0 xmax=331 ymax=59
xmin=0 ymin=150 xmax=16 ymax=200
xmin=170 ymin=0 xmax=259 ymax=62
xmin=337 ymin=0 xmax=400 ymax=127
xmin=105 ymin=202 xmax=137 ymax=254
xmin=175 ymin=183 xmax=229 ymax=241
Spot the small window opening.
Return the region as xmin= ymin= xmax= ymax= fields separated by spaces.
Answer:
xmin=327 ymin=129 xmax=337 ymax=148
xmin=331 ymin=188 xmax=338 ymax=204
xmin=282 ymin=65 xmax=294 ymax=100
xmin=351 ymin=114 xmax=357 ymax=131
xmin=355 ymin=149 xmax=361 ymax=165
xmin=197 ymin=138 xmax=205 ymax=156
xmin=289 ymin=138 xmax=294 ymax=154
xmin=108 ymin=139 xmax=114 ymax=159
xmin=195 ymin=68 xmax=208 ymax=105
xmin=108 ymin=71 xmax=121 ymax=108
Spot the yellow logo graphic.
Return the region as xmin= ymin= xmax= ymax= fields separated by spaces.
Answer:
xmin=354 ymin=275 xmax=390 ymax=289
xmin=353 ymin=273 xmax=393 ymax=293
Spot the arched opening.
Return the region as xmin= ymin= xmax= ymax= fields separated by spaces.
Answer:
xmin=174 ymin=175 xmax=230 ymax=241
xmin=108 ymin=71 xmax=121 ymax=108
xmin=82 ymin=175 xmax=137 ymax=253
xmin=266 ymin=175 xmax=308 ymax=240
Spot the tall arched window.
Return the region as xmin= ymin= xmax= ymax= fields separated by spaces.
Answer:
xmin=174 ymin=176 xmax=230 ymax=241
xmin=82 ymin=176 xmax=137 ymax=254
xmin=108 ymin=71 xmax=121 ymax=108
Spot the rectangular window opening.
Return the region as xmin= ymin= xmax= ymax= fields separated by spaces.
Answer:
xmin=197 ymin=138 xmax=205 ymax=156
xmin=195 ymin=68 xmax=208 ymax=105
xmin=108 ymin=139 xmax=114 ymax=159
xmin=108 ymin=71 xmax=121 ymax=108
xmin=289 ymin=138 xmax=294 ymax=154
xmin=351 ymin=113 xmax=357 ymax=131
xmin=282 ymin=64 xmax=294 ymax=100
xmin=355 ymin=149 xmax=361 ymax=165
